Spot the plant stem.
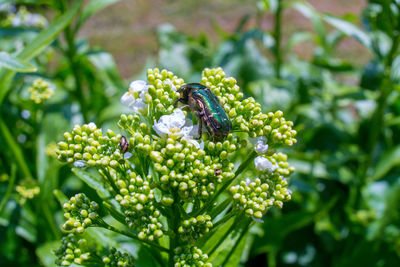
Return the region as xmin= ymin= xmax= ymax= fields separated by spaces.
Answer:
xmin=212 ymin=210 xmax=236 ymax=229
xmin=99 ymin=168 xmax=119 ymax=195
xmin=102 ymin=201 xmax=127 ymax=225
xmin=220 ymin=218 xmax=251 ymax=266
xmin=0 ymin=118 xmax=33 ymax=180
xmin=355 ymin=29 xmax=400 ymax=207
xmin=268 ymin=249 xmax=277 ymax=267
xmin=208 ymin=213 xmax=244 ymax=257
xmin=168 ymin=199 xmax=180 ymax=267
xmin=273 ymin=0 xmax=283 ymax=79
xmin=202 ymin=150 xmax=257 ymax=215
xmin=98 ymin=221 xmax=170 ymax=253
xmin=0 ymin=164 xmax=16 ymax=214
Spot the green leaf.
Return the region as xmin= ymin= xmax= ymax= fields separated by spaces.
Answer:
xmin=251 ymin=210 xmax=316 ymax=255
xmin=76 ymin=0 xmax=121 ymax=30
xmin=322 ymin=14 xmax=372 ymax=49
xmin=72 ymin=168 xmax=110 ymax=199
xmin=208 ymin=218 xmax=251 ymax=266
xmin=36 ymin=241 xmax=60 ymax=267
xmin=53 ymin=189 xmax=69 ymax=206
xmin=198 ymin=214 xmax=236 ymax=251
xmin=0 ymin=52 xmax=37 ymax=72
xmin=222 ymin=232 xmax=249 ymax=266
xmin=0 ymin=0 xmax=83 ymax=104
xmin=370 ymin=146 xmax=400 ymax=182
xmin=292 ymin=2 xmax=326 ymax=44
xmin=87 ymin=51 xmax=126 ymax=93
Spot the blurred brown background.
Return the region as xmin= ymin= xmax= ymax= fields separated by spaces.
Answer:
xmin=79 ymin=0 xmax=367 ymax=78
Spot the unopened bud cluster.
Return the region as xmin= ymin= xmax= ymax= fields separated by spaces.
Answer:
xmin=102 ymin=247 xmax=135 ymax=267
xmin=201 ymin=68 xmax=296 ymax=146
xmin=62 ymin=193 xmax=99 ymax=234
xmin=151 ymin=137 xmax=234 ymax=201
xmin=57 ymin=123 xmax=122 ymax=167
xmin=178 ymin=214 xmax=213 ymax=242
xmin=0 ymin=5 xmax=48 ymax=28
xmin=55 ymin=234 xmax=133 ymax=267
xmin=230 ymin=152 xmax=294 ymax=219
xmin=28 ymin=78 xmax=54 ymax=104
xmin=174 ymin=246 xmax=211 ymax=267
xmin=146 ymin=68 xmax=184 ymax=116
xmin=55 ymin=234 xmax=92 ymax=266
xmin=115 ymin=172 xmax=163 ymax=241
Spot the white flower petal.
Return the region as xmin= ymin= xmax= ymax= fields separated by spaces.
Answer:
xmin=251 ymin=136 xmax=269 ymax=154
xmin=252 ymin=217 xmax=264 ymax=223
xmin=124 ymin=152 xmax=133 ymax=159
xmin=74 ymin=160 xmax=87 ymax=168
xmin=255 ymin=142 xmax=269 ymax=154
xmin=88 ymin=122 xmax=97 ymax=131
xmin=180 ymin=126 xmax=193 ymax=137
xmin=182 ymin=136 xmax=200 ymax=149
xmin=153 ymin=119 xmax=170 ymax=137
xmin=129 ymin=80 xmax=147 ymax=93
xmin=254 ymin=156 xmax=275 ymax=171
xmin=121 ymin=91 xmax=135 ymax=106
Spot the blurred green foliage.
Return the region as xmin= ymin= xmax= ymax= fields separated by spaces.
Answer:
xmin=1 ymin=0 xmax=400 ymax=266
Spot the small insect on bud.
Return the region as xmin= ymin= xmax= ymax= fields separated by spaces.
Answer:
xmin=120 ymin=136 xmax=129 ymax=153
xmin=214 ymin=169 xmax=222 ymax=176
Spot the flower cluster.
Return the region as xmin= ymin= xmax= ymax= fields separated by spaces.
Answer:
xmin=0 ymin=5 xmax=47 ymax=28
xmin=201 ymin=68 xmax=296 ymax=146
xmin=178 ymin=214 xmax=213 ymax=242
xmin=15 ymin=179 xmax=40 ymax=200
xmin=55 ymin=234 xmax=92 ymax=266
xmin=56 ymin=67 xmax=296 ymax=266
xmin=151 ymin=136 xmax=234 ymax=201
xmin=28 ymin=78 xmax=54 ymax=104
xmin=57 ymin=123 xmax=121 ymax=167
xmin=230 ymin=152 xmax=294 ymax=220
xmin=102 ymin=247 xmax=135 ymax=267
xmin=115 ymin=172 xmax=164 ymax=241
xmin=146 ymin=68 xmax=184 ymax=116
xmin=55 ymin=234 xmax=133 ymax=267
xmin=62 ymin=193 xmax=100 ymax=234
xmin=174 ymin=246 xmax=211 ymax=267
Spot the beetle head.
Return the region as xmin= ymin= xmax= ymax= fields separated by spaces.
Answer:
xmin=178 ymin=83 xmax=206 ymax=103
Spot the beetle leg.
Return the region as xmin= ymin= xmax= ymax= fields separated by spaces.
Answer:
xmin=195 ymin=111 xmax=203 ymax=139
xmin=174 ymin=98 xmax=182 ymax=108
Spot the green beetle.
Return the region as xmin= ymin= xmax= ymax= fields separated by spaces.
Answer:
xmin=174 ymin=83 xmax=232 ymax=140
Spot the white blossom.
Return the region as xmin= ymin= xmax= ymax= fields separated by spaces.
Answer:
xmin=121 ymin=80 xmax=148 ymax=113
xmin=254 ymin=156 xmax=276 ymax=172
xmin=250 ymin=136 xmax=269 ymax=154
xmin=88 ymin=122 xmax=97 ymax=131
xmin=73 ymin=160 xmax=87 ymax=168
xmin=153 ymin=109 xmax=201 ymax=148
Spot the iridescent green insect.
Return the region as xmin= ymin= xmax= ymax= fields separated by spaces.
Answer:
xmin=174 ymin=83 xmax=232 ymax=140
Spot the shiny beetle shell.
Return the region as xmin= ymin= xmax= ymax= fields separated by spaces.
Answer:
xmin=174 ymin=83 xmax=232 ymax=140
